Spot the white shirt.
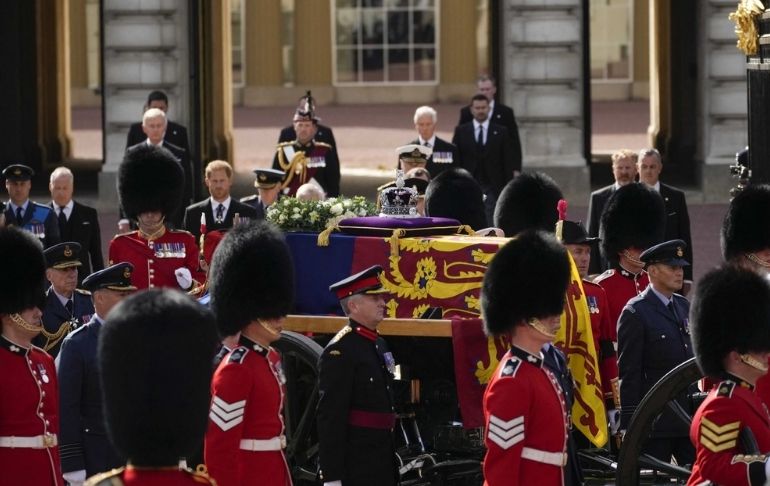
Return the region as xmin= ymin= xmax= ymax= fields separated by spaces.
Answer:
xmin=418 ymin=135 xmax=436 ymax=149
xmin=7 ymin=200 xmax=30 ymax=218
xmin=53 ymin=200 xmax=74 ymax=220
xmin=486 ymin=100 xmax=496 ymax=122
xmin=52 ymin=287 xmax=74 ymax=308
xmin=472 ymin=119 xmax=490 ymax=145
xmin=210 ymin=196 xmax=231 ymax=221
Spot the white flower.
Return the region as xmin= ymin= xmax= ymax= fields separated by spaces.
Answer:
xmin=358 ymin=208 xmax=367 ymax=216
xmin=330 ymin=203 xmax=343 ymax=215
xmin=278 ymin=214 xmax=287 ymax=223
xmin=291 ymin=213 xmax=302 ymax=219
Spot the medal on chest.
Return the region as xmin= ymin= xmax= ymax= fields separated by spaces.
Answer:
xmin=37 ymin=363 xmax=50 ymax=384
xmin=382 ymin=351 xmax=396 ymax=376
xmin=587 ymin=295 xmax=599 ymax=314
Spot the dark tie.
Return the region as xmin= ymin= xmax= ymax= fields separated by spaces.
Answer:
xmin=423 ymin=141 xmax=431 ymax=149
xmin=15 ymin=206 xmax=23 ymax=225
xmin=58 ymin=207 xmax=67 ymax=236
xmin=65 ymin=299 xmax=73 ymax=316
xmin=667 ymin=301 xmax=679 ymax=322
xmin=477 ymin=125 xmax=484 ymax=147
xmin=215 ymin=204 xmax=225 ymax=223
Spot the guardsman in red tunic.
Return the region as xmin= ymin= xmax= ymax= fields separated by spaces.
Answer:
xmin=84 ymin=289 xmax=219 ymax=486
xmin=109 ymin=144 xmax=203 ymax=290
xmin=481 ymin=230 xmax=572 ymax=486
xmin=204 ymin=222 xmax=295 ymax=486
xmin=688 ymin=266 xmax=770 ymax=485
xmin=0 ymin=227 xmax=63 ymax=486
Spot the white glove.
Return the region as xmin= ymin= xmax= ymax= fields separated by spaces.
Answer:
xmin=608 ymin=408 xmax=621 ymax=435
xmin=323 ymin=482 xmax=342 ymax=486
xmin=175 ymin=267 xmax=193 ymax=290
xmin=63 ymin=469 xmax=86 ymax=486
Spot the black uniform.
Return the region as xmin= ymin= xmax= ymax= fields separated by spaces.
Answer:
xmin=317 ymin=321 xmax=398 ymax=486
xmin=37 ymin=287 xmax=94 ymax=358
xmin=272 ymin=141 xmax=340 ymax=197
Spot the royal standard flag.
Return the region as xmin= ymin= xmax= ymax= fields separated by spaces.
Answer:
xmin=555 ymin=254 xmax=608 ymax=447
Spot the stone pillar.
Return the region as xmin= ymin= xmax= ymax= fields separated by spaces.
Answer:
xmin=201 ymin=0 xmax=234 ymax=165
xmin=438 ymin=0 xmax=478 ymax=102
xmin=500 ymin=0 xmax=588 ymax=203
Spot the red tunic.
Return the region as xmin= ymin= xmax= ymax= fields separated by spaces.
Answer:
xmin=108 ymin=229 xmax=203 ymax=290
xmin=583 ymin=281 xmax=619 ymax=400
xmin=483 ymin=345 xmax=569 ymax=486
xmin=688 ymin=378 xmax=770 ymax=486
xmin=594 ymin=267 xmax=649 ymax=342
xmin=84 ymin=466 xmax=216 ymax=485
xmin=204 ymin=336 xmax=291 ymax=486
xmin=0 ymin=336 xmax=63 ymax=486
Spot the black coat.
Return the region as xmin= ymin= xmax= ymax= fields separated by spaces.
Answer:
xmin=586 ymin=184 xmax=616 ymax=275
xmin=272 ymin=141 xmax=341 ymax=197
xmin=182 ymin=198 xmax=259 ymax=240
xmin=279 ymin=123 xmax=337 ymax=149
xmin=49 ymin=201 xmax=104 ymax=282
xmin=37 ymin=287 xmax=94 ymax=358
xmin=125 ymin=120 xmax=190 ymax=155
xmin=239 ymin=195 xmax=268 ymax=220
xmin=405 ymin=137 xmax=460 ymax=178
xmin=56 ymin=317 xmax=123 ymax=476
xmin=451 ymin=121 xmax=516 ymax=193
xmin=660 ymin=183 xmax=693 ymax=280
xmin=4 ymin=201 xmax=60 ymax=248
xmin=458 ymin=102 xmax=522 ymax=171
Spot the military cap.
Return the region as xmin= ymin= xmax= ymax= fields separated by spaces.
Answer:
xmin=599 ymin=182 xmax=665 ymax=265
xmin=0 ymin=227 xmax=46 ymax=315
xmin=98 ymin=289 xmax=218 ymax=467
xmin=425 ymin=168 xmax=487 ymax=231
xmin=82 ymin=262 xmax=137 ymax=292
xmin=293 ymin=90 xmax=315 ymax=122
xmin=396 ymin=144 xmax=432 ymax=164
xmin=253 ymin=168 xmax=285 ymax=189
xmin=691 ymin=266 xmax=770 ymax=377
xmin=43 ymin=242 xmax=82 ymax=269
xmin=640 ymin=239 xmax=689 ymax=267
xmin=482 ymin=230 xmax=570 ymax=336
xmin=721 ymin=184 xmax=770 ymax=261
xmin=118 ymin=144 xmax=184 ymax=219
xmin=559 ymin=221 xmax=598 ymax=245
xmin=209 ymin=221 xmax=295 ymax=337
xmin=494 ymin=172 xmax=563 ymax=237
xmin=330 ymin=265 xmax=388 ymax=299
xmin=2 ymin=164 xmax=34 ymax=181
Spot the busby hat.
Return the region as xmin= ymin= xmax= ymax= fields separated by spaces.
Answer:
xmin=118 ymin=144 xmax=184 ymax=220
xmin=209 ymin=221 xmax=295 ymax=337
xmin=599 ymin=182 xmax=665 ymax=265
xmin=425 ymin=168 xmax=486 ymax=230
xmin=691 ymin=266 xmax=770 ymax=377
xmin=721 ymin=184 xmax=770 ymax=261
xmin=493 ymin=172 xmax=563 ymax=237
xmin=0 ymin=227 xmax=46 ymax=315
xmin=98 ymin=289 xmax=218 ymax=466
xmin=482 ymin=230 xmax=570 ymax=336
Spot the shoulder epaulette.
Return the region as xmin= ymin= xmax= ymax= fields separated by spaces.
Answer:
xmin=83 ymin=467 xmax=125 ymax=486
xmin=328 ymin=326 xmax=352 ymax=346
xmin=594 ymin=269 xmax=615 ymax=283
xmin=240 ymin=195 xmax=258 ymax=202
xmin=582 ymin=279 xmax=602 ymax=290
xmin=228 ymin=346 xmax=249 ymax=364
xmin=277 ymin=141 xmax=294 ymax=148
xmin=111 ymin=231 xmax=138 ymax=241
xmin=499 ymin=358 xmax=521 ymax=379
xmin=717 ymin=380 xmax=737 ymax=398
xmin=315 ymin=141 xmax=332 ymax=149
xmin=75 ymin=288 xmax=92 ymax=296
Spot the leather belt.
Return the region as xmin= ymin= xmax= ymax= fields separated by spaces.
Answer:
xmin=239 ymin=435 xmax=286 ymax=451
xmin=521 ymin=446 xmax=567 ymax=466
xmin=0 ymin=434 xmax=58 ymax=449
xmin=348 ymin=410 xmax=396 ymax=430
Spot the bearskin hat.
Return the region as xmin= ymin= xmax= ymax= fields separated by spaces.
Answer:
xmin=599 ymin=182 xmax=665 ymax=265
xmin=691 ymin=265 xmax=770 ymax=377
xmin=482 ymin=230 xmax=570 ymax=335
xmin=209 ymin=221 xmax=295 ymax=337
xmin=0 ymin=227 xmax=46 ymax=315
xmin=425 ymin=168 xmax=486 ymax=230
xmin=721 ymin=184 xmax=770 ymax=261
xmin=118 ymin=144 xmax=184 ymax=219
xmin=494 ymin=172 xmax=563 ymax=237
xmin=98 ymin=289 xmax=218 ymax=466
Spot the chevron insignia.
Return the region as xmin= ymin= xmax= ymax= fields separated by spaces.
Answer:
xmin=487 ymin=414 xmax=525 ymax=450
xmin=209 ymin=395 xmax=247 ymax=431
xmin=700 ymin=417 xmax=740 ymax=453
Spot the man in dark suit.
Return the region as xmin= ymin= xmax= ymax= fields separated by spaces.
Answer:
xmin=452 ymin=94 xmax=516 ymax=225
xmin=48 ymin=167 xmax=103 ymax=283
xmin=125 ymin=90 xmax=190 ymax=155
xmin=617 ymin=240 xmax=694 ymax=465
xmin=56 ymin=263 xmax=136 ymax=486
xmin=404 ymin=105 xmax=459 ymax=178
xmin=586 ymin=149 xmax=638 ymax=275
xmin=637 ymin=148 xmax=693 ymax=290
xmin=240 ymin=168 xmax=285 ymax=220
xmin=182 ymin=160 xmax=258 ymax=240
xmin=3 ymin=164 xmax=60 ymax=248
xmin=458 ymin=75 xmax=522 ymax=172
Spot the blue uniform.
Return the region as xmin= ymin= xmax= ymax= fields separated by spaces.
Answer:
xmin=4 ymin=201 xmax=60 ymax=248
xmin=38 ymin=287 xmax=94 ymax=358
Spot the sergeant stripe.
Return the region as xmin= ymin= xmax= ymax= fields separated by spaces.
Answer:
xmin=701 ymin=436 xmax=737 ymax=453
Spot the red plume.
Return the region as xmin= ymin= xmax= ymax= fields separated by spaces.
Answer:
xmin=557 ymin=199 xmax=568 ymax=221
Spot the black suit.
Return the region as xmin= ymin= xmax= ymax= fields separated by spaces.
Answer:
xmin=586 ymin=184 xmax=616 ymax=275
xmin=4 ymin=200 xmax=60 ymax=248
xmin=458 ymin=101 xmax=522 ymax=171
xmin=404 ymin=137 xmax=460 ymax=178
xmin=182 ymin=198 xmax=259 ymax=240
xmin=660 ymin=183 xmax=693 ymax=280
xmin=452 ymin=121 xmax=514 ymax=224
xmin=49 ymin=201 xmax=104 ymax=282
xmin=126 ymin=120 xmax=190 ymax=155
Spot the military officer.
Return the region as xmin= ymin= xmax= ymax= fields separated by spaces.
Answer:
xmin=56 ymin=263 xmax=136 ymax=486
xmin=481 ymin=230 xmax=572 ymax=486
xmin=204 ymin=222 xmax=295 ymax=486
xmin=272 ymin=102 xmax=340 ymax=197
xmin=317 ymin=265 xmax=399 ymax=486
xmin=688 ymin=266 xmax=770 ymax=485
xmin=109 ymin=144 xmax=204 ymax=290
xmin=617 ymin=240 xmax=694 ymax=464
xmin=240 ymin=168 xmax=286 ymax=219
xmin=38 ymin=242 xmax=94 ymax=357
xmin=396 ymin=143 xmax=432 ymax=175
xmin=84 ymin=290 xmax=218 ymax=486
xmin=3 ymin=163 xmax=60 ymax=248
xmin=0 ymin=227 xmax=62 ymax=485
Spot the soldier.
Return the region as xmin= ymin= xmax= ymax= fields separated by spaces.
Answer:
xmin=493 ymin=171 xmax=563 ymax=237
xmin=38 ymin=242 xmax=94 ymax=357
xmin=272 ymin=99 xmax=340 ymax=197
xmin=241 ymin=168 xmax=286 ymax=219
xmin=317 ymin=265 xmax=399 ymax=486
xmin=204 ymin=222 xmax=295 ymax=486
xmin=688 ymin=265 xmax=770 ymax=485
xmin=3 ymin=163 xmax=60 ymax=248
xmin=0 ymin=227 xmax=62 ymax=485
xmin=481 ymin=230 xmax=572 ymax=486
xmin=57 ymin=263 xmax=136 ymax=486
xmin=396 ymin=143 xmax=432 ymax=176
xmin=109 ymin=144 xmax=203 ymax=290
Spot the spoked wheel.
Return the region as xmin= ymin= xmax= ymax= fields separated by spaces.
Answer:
xmin=616 ymin=358 xmax=704 ymax=485
xmin=275 ymin=331 xmax=324 ymax=485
